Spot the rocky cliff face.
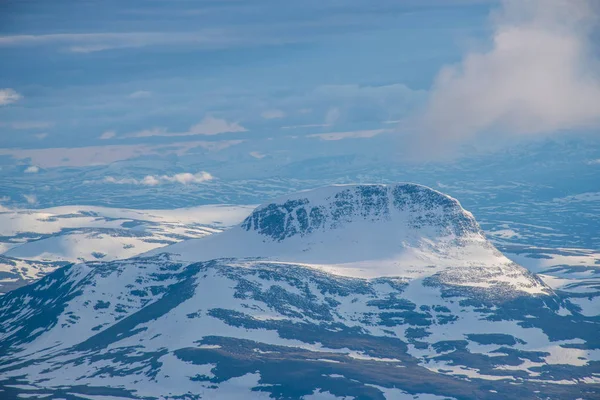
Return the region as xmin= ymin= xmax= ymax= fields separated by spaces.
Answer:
xmin=241 ymin=184 xmax=480 ymax=241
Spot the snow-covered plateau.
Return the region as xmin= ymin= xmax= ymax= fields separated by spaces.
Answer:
xmin=0 ymin=204 xmax=254 ymax=293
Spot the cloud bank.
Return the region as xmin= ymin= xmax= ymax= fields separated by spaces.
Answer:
xmin=418 ymin=0 xmax=600 ymax=149
xmin=104 ymin=171 xmax=213 ymax=186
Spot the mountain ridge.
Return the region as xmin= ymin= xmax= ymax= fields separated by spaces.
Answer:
xmin=240 ymin=183 xmax=480 ymax=241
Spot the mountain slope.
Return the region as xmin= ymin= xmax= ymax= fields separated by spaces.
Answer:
xmin=0 ymin=184 xmax=598 ymax=400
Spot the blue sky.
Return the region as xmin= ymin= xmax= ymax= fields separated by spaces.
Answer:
xmin=0 ymin=1 xmax=492 ymax=153
xmin=0 ymin=0 xmax=599 ymax=178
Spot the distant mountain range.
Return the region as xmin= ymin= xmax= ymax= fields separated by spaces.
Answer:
xmin=0 ymin=204 xmax=253 ymax=293
xmin=1 ymin=184 xmax=598 ymax=399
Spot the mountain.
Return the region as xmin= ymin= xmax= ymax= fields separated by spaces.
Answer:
xmin=151 ymin=184 xmax=546 ymax=292
xmin=0 ymin=184 xmax=598 ymax=400
xmin=0 ymin=204 xmax=253 ymax=293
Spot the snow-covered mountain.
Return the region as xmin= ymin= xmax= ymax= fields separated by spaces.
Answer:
xmin=0 ymin=184 xmax=598 ymax=400
xmin=0 ymin=204 xmax=253 ymax=293
xmin=152 ymin=184 xmax=545 ymax=294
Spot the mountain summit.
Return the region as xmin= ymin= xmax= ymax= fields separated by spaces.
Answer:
xmin=156 ymin=184 xmax=545 ymax=293
xmin=241 ymin=184 xmax=480 ymax=241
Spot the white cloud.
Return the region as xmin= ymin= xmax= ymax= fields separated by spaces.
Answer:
xmin=99 ymin=130 xmax=116 ymax=140
xmin=23 ymin=194 xmax=37 ymax=205
xmin=129 ymin=90 xmax=152 ymax=99
xmin=249 ymin=151 xmax=266 ymax=159
xmin=418 ymin=0 xmax=600 ymax=148
xmin=24 ymin=166 xmax=39 ymax=174
xmin=104 ymin=176 xmax=138 ymax=185
xmin=0 ymin=88 xmax=22 ymax=105
xmin=163 ymin=171 xmax=213 ymax=185
xmin=69 ymin=44 xmax=116 ymax=53
xmin=34 ymin=133 xmax=48 ymax=140
xmin=141 ymin=175 xmax=161 ymax=186
xmin=307 ymin=129 xmax=387 ymax=141
xmin=129 ymin=116 xmax=246 ymax=137
xmin=104 ymin=171 xmax=213 ymax=186
xmin=261 ymin=109 xmax=286 ymax=119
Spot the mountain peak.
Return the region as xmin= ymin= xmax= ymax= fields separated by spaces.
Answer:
xmin=147 ymin=183 xmax=544 ymax=293
xmin=241 ymin=184 xmax=480 ymax=242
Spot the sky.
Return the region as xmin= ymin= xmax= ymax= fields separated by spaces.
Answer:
xmin=0 ymin=0 xmax=599 ymax=199
xmin=0 ymin=1 xmax=489 ymax=155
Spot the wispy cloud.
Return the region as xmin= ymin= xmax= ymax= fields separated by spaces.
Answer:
xmin=128 ymin=116 xmax=246 ymax=138
xmin=418 ymin=0 xmax=600 ymax=150
xmin=0 ymin=88 xmax=22 ymax=105
xmin=23 ymin=194 xmax=37 ymax=205
xmin=0 ymin=9 xmax=419 ymax=54
xmin=307 ymin=129 xmax=387 ymax=141
xmin=261 ymin=109 xmax=286 ymax=119
xmin=0 ymin=31 xmax=235 ymax=53
xmin=69 ymin=44 xmax=116 ymax=53
xmin=273 ymin=84 xmax=424 ymax=130
xmin=281 ymin=123 xmax=331 ymax=130
xmin=34 ymin=133 xmax=48 ymax=140
xmin=99 ymin=130 xmax=116 ymax=140
xmin=10 ymin=121 xmax=53 ymax=129
xmin=0 ymin=121 xmax=52 ymax=131
xmin=24 ymin=166 xmax=40 ymax=174
xmin=249 ymin=151 xmax=266 ymax=159
xmin=188 ymin=116 xmax=246 ymax=135
xmin=128 ymin=90 xmax=152 ymax=99
xmin=324 ymin=107 xmax=341 ymax=126
xmin=104 ymin=171 xmax=213 ymax=186
xmin=0 ymin=140 xmax=243 ymax=168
